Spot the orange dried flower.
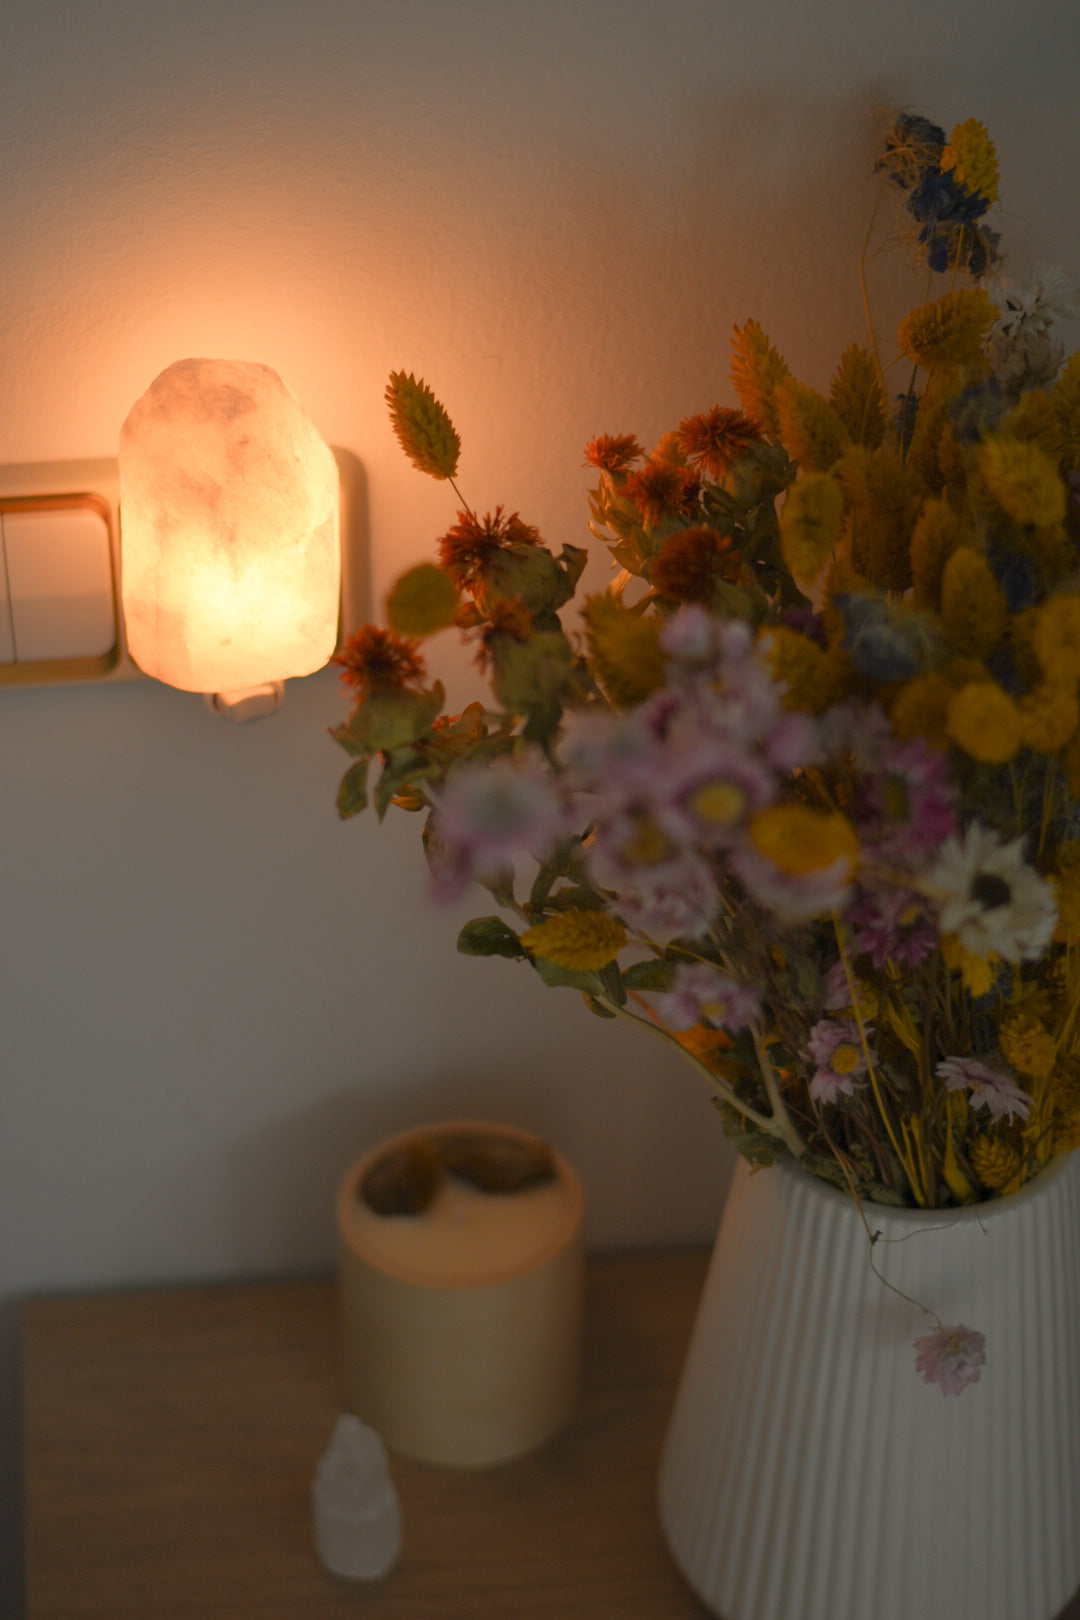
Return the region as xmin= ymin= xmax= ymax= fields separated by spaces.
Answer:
xmin=437 ymin=506 xmax=541 ymax=589
xmin=622 ymin=459 xmax=700 ymax=528
xmin=676 ymin=407 xmax=762 ymax=480
xmin=333 ymin=625 xmax=426 ymax=696
xmin=584 ymin=433 xmax=643 ymax=472
xmin=650 ymin=526 xmax=742 ymax=602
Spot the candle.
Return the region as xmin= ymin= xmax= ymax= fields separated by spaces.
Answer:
xmin=337 ymin=1120 xmax=583 ymax=1467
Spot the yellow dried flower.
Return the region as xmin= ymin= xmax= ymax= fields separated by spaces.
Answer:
xmin=977 ymin=434 xmax=1067 ymax=528
xmin=890 ymin=670 xmax=954 ymax=749
xmin=940 ymin=547 xmax=1008 ymax=659
xmin=1053 ymin=1110 xmax=1080 ymax=1155
xmin=1005 ymin=387 xmax=1060 ymax=461
xmin=1051 ymin=842 xmax=1080 ymax=946
xmin=946 ymin=679 xmax=1021 ymax=764
xmin=748 ymin=804 xmax=858 ymax=878
xmin=1018 ymin=683 xmax=1079 ymax=754
xmin=904 ymin=378 xmax=961 ymax=496
xmin=764 ymin=626 xmax=849 ymax=715
xmin=779 ymin=472 xmax=845 ymax=583
xmin=910 ymin=496 xmax=962 ymax=610
xmin=1032 ymin=594 xmax=1080 ymax=685
xmin=1051 ymin=350 xmax=1080 ymax=472
xmin=385 ymin=563 xmax=460 ymax=637
xmin=970 ymin=1135 xmax=1023 ymax=1192
xmin=836 ymin=448 xmax=915 ymax=593
xmin=385 ymin=371 xmax=461 ymax=480
xmin=829 ymin=345 xmax=886 ymax=449
xmin=730 ymin=321 xmax=790 ymax=441
xmin=1031 ymin=525 xmax=1075 ymax=588
xmin=520 ymin=910 xmax=627 ymax=973
xmin=898 ymin=288 xmax=997 ymax=371
xmin=581 ymin=594 xmax=667 ymax=707
xmin=775 ymin=377 xmax=848 ymax=473
xmin=999 ymin=1015 xmax=1057 ymax=1081
xmin=940 ymin=934 xmax=999 ymax=997
xmin=941 ymin=118 xmax=999 ymax=205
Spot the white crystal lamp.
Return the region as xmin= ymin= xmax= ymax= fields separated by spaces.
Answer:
xmin=118 ymin=358 xmax=340 ymax=708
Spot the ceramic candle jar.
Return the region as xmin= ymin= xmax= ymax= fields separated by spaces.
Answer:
xmin=337 ymin=1120 xmax=584 ymax=1466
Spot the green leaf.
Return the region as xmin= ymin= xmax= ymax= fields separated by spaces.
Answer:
xmin=557 ymin=543 xmax=589 ymax=595
xmin=583 ymin=993 xmax=617 ymax=1019
xmin=530 ymin=955 xmax=600 ymax=993
xmin=622 ymin=958 xmax=675 ymax=991
xmin=386 ymin=563 xmax=459 ymax=636
xmin=336 ymin=758 xmax=369 ymax=819
xmin=456 ymin=916 xmax=526 ymax=959
xmin=337 ymin=683 xmax=446 ymax=754
xmin=597 ymin=960 xmax=627 ymax=1006
xmin=544 ymin=882 xmax=608 ymax=914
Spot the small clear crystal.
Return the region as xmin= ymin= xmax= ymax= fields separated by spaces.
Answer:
xmin=312 ymin=1415 xmax=403 ymax=1580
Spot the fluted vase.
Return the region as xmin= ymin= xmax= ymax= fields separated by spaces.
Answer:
xmin=658 ymin=1148 xmax=1080 ymax=1620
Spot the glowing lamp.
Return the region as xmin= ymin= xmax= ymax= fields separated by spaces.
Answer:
xmin=119 ymin=358 xmax=340 ymax=704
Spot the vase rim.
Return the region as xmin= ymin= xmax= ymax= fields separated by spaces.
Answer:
xmin=771 ymin=1144 xmax=1078 ymax=1226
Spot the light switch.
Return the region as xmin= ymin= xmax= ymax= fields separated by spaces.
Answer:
xmin=1 ymin=501 xmax=117 ymax=663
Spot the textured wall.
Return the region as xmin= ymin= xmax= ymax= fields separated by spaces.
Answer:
xmin=2 ymin=0 xmax=1078 ymax=1610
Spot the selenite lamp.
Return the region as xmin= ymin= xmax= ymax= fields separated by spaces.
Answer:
xmin=118 ymin=358 xmax=340 ymax=709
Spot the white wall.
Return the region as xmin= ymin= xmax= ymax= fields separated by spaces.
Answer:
xmin=1 ymin=0 xmax=1077 ymax=1610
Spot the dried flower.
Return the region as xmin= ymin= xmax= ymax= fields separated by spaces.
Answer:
xmin=649 ymin=963 xmax=762 ymax=1033
xmin=913 ymin=1323 xmax=986 ymax=1396
xmin=520 ymin=911 xmax=627 ymax=972
xmin=622 ymin=458 xmax=700 ymax=528
xmin=941 ymin=119 xmax=999 ymax=205
xmin=385 ymin=372 xmax=461 ymax=480
xmin=438 ymin=506 xmax=542 ymax=590
xmin=803 ymin=1018 xmax=873 ymax=1104
xmin=927 ymin=825 xmax=1057 ymax=963
xmin=730 ymin=320 xmax=790 ymax=440
xmin=584 ymin=433 xmax=642 ymax=472
xmin=898 ymin=289 xmax=997 ymax=371
xmin=650 ymin=526 xmax=742 ymax=602
xmin=676 ymin=406 xmax=762 ymax=479
xmin=977 ymin=435 xmax=1067 ymax=528
xmin=333 ymin=625 xmax=426 ymax=697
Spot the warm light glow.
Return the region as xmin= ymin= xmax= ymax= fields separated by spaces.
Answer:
xmin=119 ymin=358 xmax=339 ymax=694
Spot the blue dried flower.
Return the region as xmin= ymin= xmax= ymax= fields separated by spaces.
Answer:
xmin=832 ymin=594 xmax=934 ymax=682
xmin=949 ymin=380 xmax=1005 ymax=445
xmin=893 ymin=391 xmax=920 ymax=454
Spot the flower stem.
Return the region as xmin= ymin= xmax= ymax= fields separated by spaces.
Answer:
xmin=601 ymin=998 xmax=805 ymax=1152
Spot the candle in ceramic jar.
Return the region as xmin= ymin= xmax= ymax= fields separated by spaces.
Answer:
xmin=337 ymin=1121 xmax=584 ymax=1467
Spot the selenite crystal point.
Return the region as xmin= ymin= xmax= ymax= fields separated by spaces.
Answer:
xmin=312 ymin=1414 xmax=403 ymax=1580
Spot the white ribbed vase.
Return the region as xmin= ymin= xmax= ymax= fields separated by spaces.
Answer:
xmin=658 ymin=1148 xmax=1080 ymax=1620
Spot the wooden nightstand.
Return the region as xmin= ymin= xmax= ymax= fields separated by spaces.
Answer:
xmin=21 ymin=1251 xmax=714 ymax=1618
xmin=22 ymin=1251 xmax=1080 ymax=1620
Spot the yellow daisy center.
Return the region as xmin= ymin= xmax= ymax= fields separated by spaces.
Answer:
xmin=688 ymin=781 xmax=747 ymax=827
xmin=830 ymin=1043 xmax=862 ymax=1076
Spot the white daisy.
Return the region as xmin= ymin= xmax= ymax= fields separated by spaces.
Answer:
xmin=926 ymin=824 xmax=1057 ymax=964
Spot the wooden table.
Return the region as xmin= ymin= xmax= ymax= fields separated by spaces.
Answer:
xmin=21 ymin=1251 xmax=714 ymax=1618
xmin=21 ymin=1252 xmax=1080 ymax=1620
